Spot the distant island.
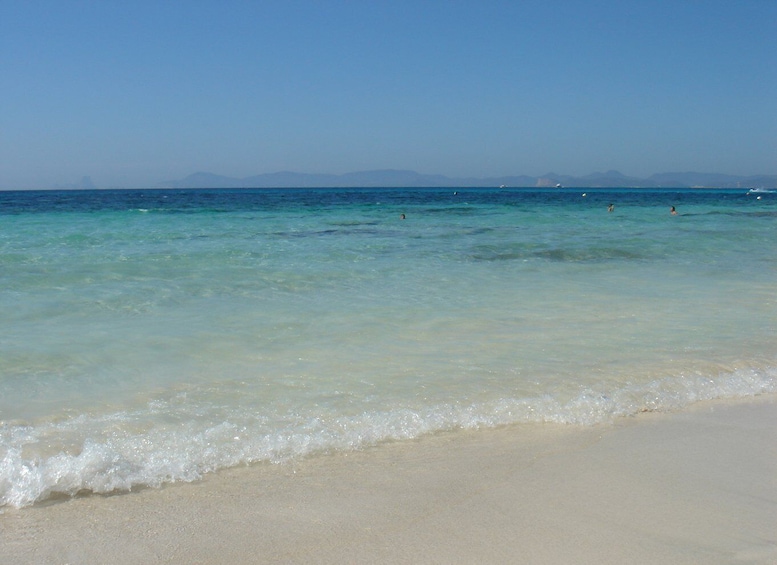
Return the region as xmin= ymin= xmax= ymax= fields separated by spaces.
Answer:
xmin=159 ymin=169 xmax=777 ymax=189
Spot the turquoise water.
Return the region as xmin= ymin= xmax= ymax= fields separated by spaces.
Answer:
xmin=1 ymin=187 xmax=776 ymax=508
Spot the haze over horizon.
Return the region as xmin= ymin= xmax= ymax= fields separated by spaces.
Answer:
xmin=2 ymin=2 xmax=775 ymax=190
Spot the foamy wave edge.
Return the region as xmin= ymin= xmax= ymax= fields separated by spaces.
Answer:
xmin=2 ymin=366 xmax=775 ymax=509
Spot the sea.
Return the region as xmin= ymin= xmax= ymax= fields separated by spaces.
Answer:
xmin=1 ymin=187 xmax=775 ymax=509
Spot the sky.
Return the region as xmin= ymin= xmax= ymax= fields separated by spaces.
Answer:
xmin=1 ymin=1 xmax=775 ymax=189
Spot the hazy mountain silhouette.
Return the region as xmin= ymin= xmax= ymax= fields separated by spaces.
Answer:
xmin=160 ymin=169 xmax=777 ymax=189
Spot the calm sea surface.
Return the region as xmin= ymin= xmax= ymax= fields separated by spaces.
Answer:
xmin=1 ymin=187 xmax=775 ymax=508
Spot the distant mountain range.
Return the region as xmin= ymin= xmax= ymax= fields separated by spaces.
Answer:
xmin=160 ymin=169 xmax=777 ymax=189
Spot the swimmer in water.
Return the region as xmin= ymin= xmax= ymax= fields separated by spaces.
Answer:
xmin=607 ymin=203 xmax=614 ymax=212
xmin=670 ymin=206 xmax=677 ymax=215
xmin=400 ymin=213 xmax=406 ymax=220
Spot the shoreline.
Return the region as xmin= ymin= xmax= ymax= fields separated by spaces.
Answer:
xmin=3 ymin=395 xmax=776 ymax=564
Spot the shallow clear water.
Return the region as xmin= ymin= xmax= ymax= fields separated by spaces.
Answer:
xmin=1 ymin=187 xmax=776 ymax=507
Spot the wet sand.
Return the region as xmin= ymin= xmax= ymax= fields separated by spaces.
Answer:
xmin=2 ymin=396 xmax=775 ymax=564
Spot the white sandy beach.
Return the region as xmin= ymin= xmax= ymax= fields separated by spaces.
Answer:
xmin=2 ymin=396 xmax=775 ymax=564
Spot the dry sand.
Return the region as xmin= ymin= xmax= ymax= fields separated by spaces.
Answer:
xmin=2 ymin=396 xmax=775 ymax=564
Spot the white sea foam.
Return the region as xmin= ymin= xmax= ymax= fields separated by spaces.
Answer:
xmin=2 ymin=365 xmax=775 ymax=509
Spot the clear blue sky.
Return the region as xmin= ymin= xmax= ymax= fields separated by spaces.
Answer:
xmin=2 ymin=1 xmax=775 ymax=189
